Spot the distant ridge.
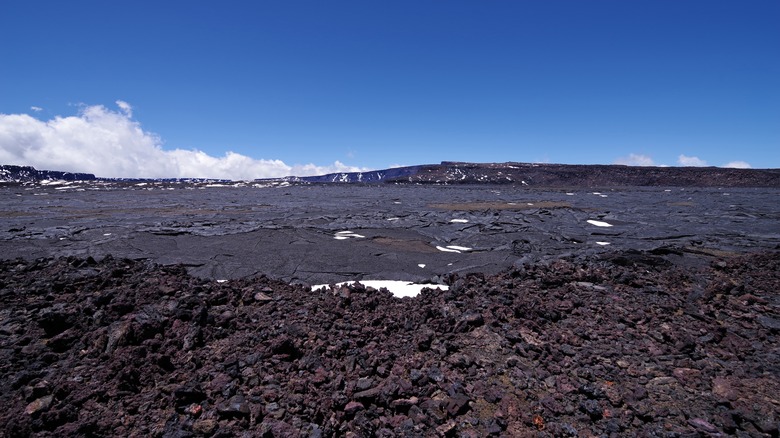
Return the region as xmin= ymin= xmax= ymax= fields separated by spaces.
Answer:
xmin=0 ymin=165 xmax=96 ymax=183
xmin=268 ymin=165 xmax=425 ymax=184
xmin=0 ymin=165 xmax=228 ymax=184
xmin=265 ymin=161 xmax=780 ymax=188
xmin=3 ymin=162 xmax=780 ymax=187
xmin=397 ymin=162 xmax=780 ymax=187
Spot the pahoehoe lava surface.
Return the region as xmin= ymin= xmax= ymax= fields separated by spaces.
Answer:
xmin=1 ymin=253 xmax=778 ymax=437
xmin=2 ymin=182 xmax=779 ymax=284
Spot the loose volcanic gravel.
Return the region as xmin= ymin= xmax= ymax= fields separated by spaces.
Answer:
xmin=1 ymin=251 xmax=778 ymax=437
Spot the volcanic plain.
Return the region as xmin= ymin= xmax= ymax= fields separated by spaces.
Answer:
xmin=1 ymin=176 xmax=779 ymax=437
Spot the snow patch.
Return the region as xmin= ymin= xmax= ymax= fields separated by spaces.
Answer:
xmin=436 ymin=245 xmax=473 ymax=253
xmin=334 ymin=230 xmax=365 ymax=240
xmin=312 ymin=280 xmax=448 ymax=298
xmin=587 ymin=220 xmax=613 ymax=227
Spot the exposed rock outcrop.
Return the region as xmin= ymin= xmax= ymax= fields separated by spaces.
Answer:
xmin=0 ymin=165 xmax=96 ymax=183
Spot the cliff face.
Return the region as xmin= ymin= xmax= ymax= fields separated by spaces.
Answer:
xmin=0 ymin=165 xmax=96 ymax=183
xmin=275 ymin=165 xmax=425 ymax=184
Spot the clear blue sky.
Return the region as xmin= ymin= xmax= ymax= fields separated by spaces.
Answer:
xmin=1 ymin=0 xmax=778 ymax=178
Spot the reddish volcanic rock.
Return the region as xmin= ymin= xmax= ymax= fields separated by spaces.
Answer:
xmin=1 ymin=252 xmax=779 ymax=436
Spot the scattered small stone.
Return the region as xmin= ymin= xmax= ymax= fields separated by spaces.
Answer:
xmin=462 ymin=311 xmax=484 ymax=327
xmin=192 ymin=419 xmax=217 ymax=435
xmin=24 ymin=395 xmax=53 ymax=415
xmin=216 ymin=394 xmax=251 ymax=418
xmin=580 ymin=399 xmax=603 ymax=420
xmin=253 ymin=292 xmax=273 ymax=302
xmin=344 ymin=401 xmax=364 ymax=414
xmin=436 ymin=420 xmax=457 ymax=436
xmin=688 ymin=417 xmax=719 ymax=434
xmin=758 ymin=315 xmax=780 ymax=331
xmin=445 ymin=395 xmax=471 ymax=416
xmin=391 ymin=397 xmax=419 ymax=409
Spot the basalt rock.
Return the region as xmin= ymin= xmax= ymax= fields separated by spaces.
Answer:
xmin=1 ymin=252 xmax=778 ymax=436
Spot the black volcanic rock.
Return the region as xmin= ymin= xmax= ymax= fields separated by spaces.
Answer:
xmin=1 ymin=253 xmax=779 ymax=436
xmin=0 ymin=165 xmax=96 ymax=183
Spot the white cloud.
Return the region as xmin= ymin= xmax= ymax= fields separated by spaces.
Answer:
xmin=722 ymin=161 xmax=751 ymax=169
xmin=677 ymin=154 xmax=708 ymax=167
xmin=115 ymin=100 xmax=132 ymax=118
xmin=0 ymin=102 xmax=368 ymax=180
xmin=613 ymin=153 xmax=655 ymax=166
xmin=30 ymin=106 xmax=43 ymax=112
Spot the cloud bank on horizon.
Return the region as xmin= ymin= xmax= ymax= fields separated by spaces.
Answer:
xmin=1 ymin=102 xmax=756 ymax=179
xmin=614 ymin=153 xmax=752 ymax=169
xmin=0 ymin=102 xmax=366 ymax=180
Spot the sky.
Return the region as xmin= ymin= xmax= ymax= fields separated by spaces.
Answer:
xmin=1 ymin=0 xmax=778 ymax=179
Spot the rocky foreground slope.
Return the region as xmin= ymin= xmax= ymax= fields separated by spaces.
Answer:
xmin=1 ymin=251 xmax=778 ymax=437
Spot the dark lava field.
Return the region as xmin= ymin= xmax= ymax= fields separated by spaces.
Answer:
xmin=1 ymin=177 xmax=779 ymax=437
xmin=2 ymin=181 xmax=779 ymax=284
